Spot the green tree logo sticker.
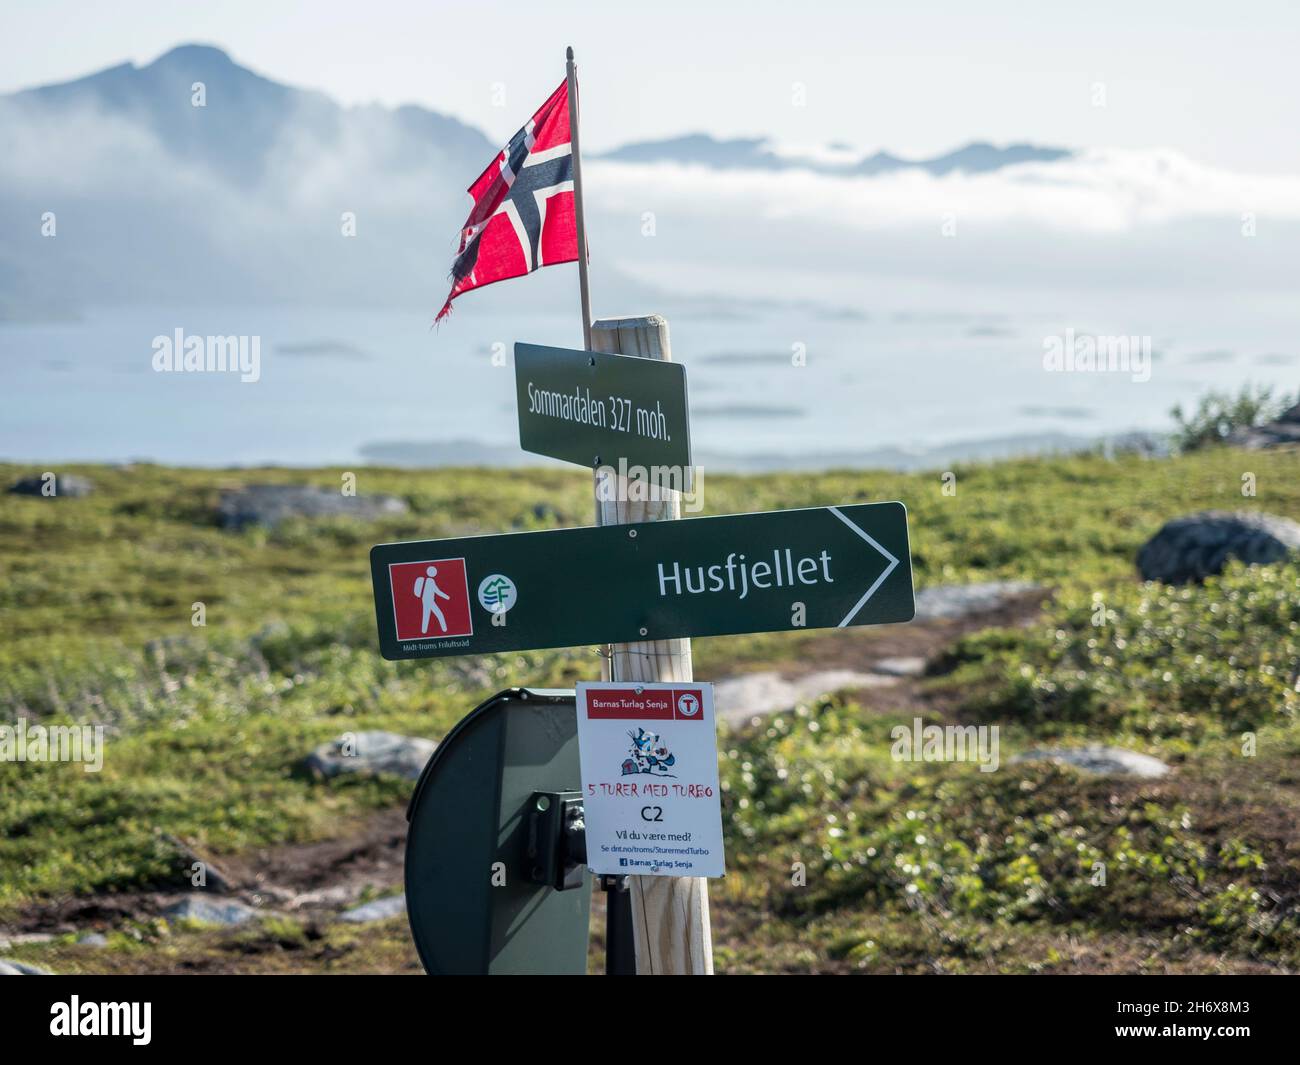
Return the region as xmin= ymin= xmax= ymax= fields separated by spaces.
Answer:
xmin=477 ymin=574 xmax=518 ymax=615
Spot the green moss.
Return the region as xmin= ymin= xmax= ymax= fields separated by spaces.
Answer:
xmin=1 ymin=451 xmax=1298 ymax=968
xmin=943 ymin=560 xmax=1300 ymax=740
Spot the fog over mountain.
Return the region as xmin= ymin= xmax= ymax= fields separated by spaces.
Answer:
xmin=598 ymin=135 xmax=1073 ymax=175
xmin=0 ymin=45 xmax=492 ymax=316
xmin=3 ymin=44 xmax=1300 ymax=321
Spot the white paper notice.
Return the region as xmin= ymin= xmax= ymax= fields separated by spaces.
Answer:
xmin=575 ymin=681 xmax=725 ymax=878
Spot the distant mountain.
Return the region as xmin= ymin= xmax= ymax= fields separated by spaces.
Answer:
xmin=0 ymin=43 xmax=1082 ymax=319
xmin=598 ymin=135 xmax=796 ymax=171
xmin=0 ymin=45 xmax=495 ymax=315
xmin=599 ymin=134 xmax=1073 ymax=175
xmin=9 ymin=44 xmax=492 ymax=187
xmin=886 ymin=141 xmax=1072 ymax=175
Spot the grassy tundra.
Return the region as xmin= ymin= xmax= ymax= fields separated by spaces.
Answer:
xmin=1 ymin=448 xmax=1297 ymax=973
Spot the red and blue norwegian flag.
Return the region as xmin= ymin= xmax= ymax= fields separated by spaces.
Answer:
xmin=436 ymin=81 xmax=578 ymax=321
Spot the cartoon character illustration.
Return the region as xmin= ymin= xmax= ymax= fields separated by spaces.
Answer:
xmin=620 ymin=727 xmax=677 ymax=776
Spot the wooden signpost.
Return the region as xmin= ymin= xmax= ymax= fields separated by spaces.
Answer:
xmin=588 ymin=314 xmax=710 ymax=975
xmin=379 ymin=46 xmax=916 ymax=976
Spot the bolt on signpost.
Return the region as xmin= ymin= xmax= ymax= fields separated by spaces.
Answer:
xmin=386 ymin=46 xmax=915 ymax=975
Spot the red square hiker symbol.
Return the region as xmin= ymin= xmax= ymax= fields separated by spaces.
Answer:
xmin=389 ymin=558 xmax=473 ymax=642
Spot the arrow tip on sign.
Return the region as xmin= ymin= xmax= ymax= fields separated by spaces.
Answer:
xmin=828 ymin=504 xmax=906 ymax=627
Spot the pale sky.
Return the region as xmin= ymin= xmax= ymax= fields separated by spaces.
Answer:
xmin=5 ymin=0 xmax=1299 ymax=171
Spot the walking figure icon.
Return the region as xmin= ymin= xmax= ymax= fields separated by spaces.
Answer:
xmin=387 ymin=558 xmax=474 ymax=643
xmin=414 ymin=566 xmax=451 ymax=634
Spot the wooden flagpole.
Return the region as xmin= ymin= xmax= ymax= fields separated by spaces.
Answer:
xmin=566 ymin=46 xmax=593 ymax=351
xmin=565 ymin=46 xmax=713 ymax=975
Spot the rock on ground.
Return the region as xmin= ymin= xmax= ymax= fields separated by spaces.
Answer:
xmin=164 ymin=895 xmax=258 ymax=926
xmin=1013 ymin=745 xmax=1170 ymax=779
xmin=303 ymin=731 xmax=437 ymax=781
xmin=1229 ymin=402 xmax=1300 ymax=449
xmin=913 ymin=580 xmax=1042 ymax=621
xmin=7 ymin=472 xmax=93 ymax=498
xmin=0 ymin=933 xmax=54 ymax=947
xmin=1136 ymin=510 xmax=1300 ymax=584
xmin=0 ymin=959 xmax=53 ymax=974
xmin=282 ymin=885 xmax=354 ymax=910
xmin=216 ymin=484 xmax=408 ymax=530
xmin=339 ymin=894 xmax=407 ymax=923
xmin=870 ymin=656 xmax=927 ymax=677
xmin=713 ymin=669 xmax=897 ymax=721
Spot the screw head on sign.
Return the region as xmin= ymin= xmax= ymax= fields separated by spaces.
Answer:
xmin=635 ymin=686 xmax=644 ymax=694
xmin=639 ymin=627 xmax=648 ymax=636
xmin=628 ymin=529 xmax=637 ymax=539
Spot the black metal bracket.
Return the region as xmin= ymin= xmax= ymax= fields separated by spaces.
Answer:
xmin=525 ymin=791 xmax=586 ymax=892
xmin=525 ymin=792 xmax=637 ymax=974
xmin=600 ymin=874 xmax=636 ymax=975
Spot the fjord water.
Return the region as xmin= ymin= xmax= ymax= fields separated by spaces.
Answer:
xmin=1 ymin=292 xmax=1295 ymax=470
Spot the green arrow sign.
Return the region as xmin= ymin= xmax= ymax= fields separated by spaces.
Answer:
xmin=370 ymin=502 xmax=913 ymax=660
xmin=514 ymin=342 xmax=692 ymax=471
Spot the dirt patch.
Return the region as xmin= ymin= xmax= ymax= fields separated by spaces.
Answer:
xmin=220 ymin=807 xmax=408 ymax=901
xmin=7 ymin=590 xmax=1051 ymax=968
xmin=703 ymin=587 xmax=1046 ymax=721
xmin=9 ymin=808 xmax=409 ymax=937
xmin=791 ymin=587 xmax=1045 ymax=672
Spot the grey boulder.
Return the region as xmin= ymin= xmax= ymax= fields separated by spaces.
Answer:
xmin=164 ymin=895 xmax=257 ymax=926
xmin=339 ymin=894 xmax=407 ymax=923
xmin=913 ymin=580 xmax=1042 ymax=621
xmin=870 ymin=656 xmax=928 ymax=677
xmin=1229 ymin=402 xmax=1300 ymax=449
xmin=712 ymin=669 xmax=897 ymax=721
xmin=7 ymin=472 xmax=93 ymax=498
xmin=0 ymin=959 xmax=52 ymax=974
xmin=1137 ymin=511 xmax=1300 ymax=584
xmin=304 ymin=731 xmax=436 ymax=781
xmin=1013 ymin=745 xmax=1169 ymax=779
xmin=217 ymin=484 xmax=408 ymax=530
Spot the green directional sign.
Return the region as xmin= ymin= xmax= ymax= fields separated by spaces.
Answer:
xmin=514 ymin=342 xmax=691 ymax=471
xmin=370 ymin=502 xmax=913 ymax=660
